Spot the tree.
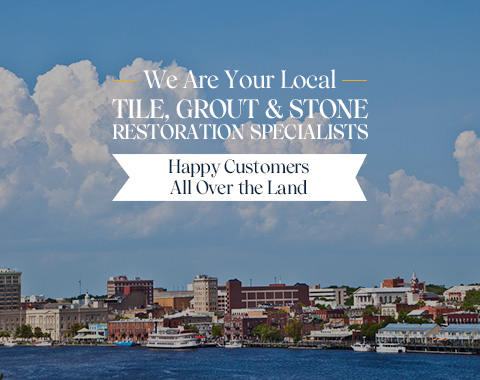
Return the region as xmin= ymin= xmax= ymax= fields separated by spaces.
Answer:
xmin=359 ymin=317 xmax=396 ymax=341
xmin=184 ymin=324 xmax=199 ymax=334
xmin=435 ymin=315 xmax=445 ymax=325
xmin=348 ymin=324 xmax=360 ymax=331
xmin=68 ymin=323 xmax=87 ymax=337
xmin=397 ymin=309 xmax=408 ymax=323
xmin=362 ymin=305 xmax=379 ymax=317
xmin=327 ymin=285 xmax=359 ymax=296
xmin=463 ymin=304 xmax=477 ymax=312
xmin=360 ymin=322 xmax=380 ymax=340
xmin=383 ymin=316 xmax=396 ymax=325
xmin=251 ymin=324 xmax=282 ymax=342
xmin=463 ymin=289 xmax=480 ymax=311
xmin=15 ymin=324 xmax=34 ymax=339
xmin=426 ymin=284 xmax=447 ymax=295
xmin=284 ymin=317 xmax=303 ymax=343
xmin=34 ymin=327 xmax=43 ymax=338
xmin=212 ymin=325 xmax=222 ymax=338
xmin=113 ymin=315 xmax=129 ymax=320
xmin=45 ymin=298 xmax=57 ymax=303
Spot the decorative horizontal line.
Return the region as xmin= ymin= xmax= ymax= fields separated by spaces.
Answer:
xmin=113 ymin=79 xmax=137 ymax=82
xmin=342 ymin=80 xmax=367 ymax=82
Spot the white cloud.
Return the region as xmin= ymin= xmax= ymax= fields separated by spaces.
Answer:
xmin=0 ymin=68 xmax=39 ymax=149
xmin=0 ymin=59 xmax=479 ymax=246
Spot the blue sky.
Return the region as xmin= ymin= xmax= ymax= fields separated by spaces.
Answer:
xmin=0 ymin=1 xmax=479 ymax=296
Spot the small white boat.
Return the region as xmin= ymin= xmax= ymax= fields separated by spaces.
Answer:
xmin=34 ymin=341 xmax=53 ymax=347
xmin=351 ymin=337 xmax=374 ymax=352
xmin=224 ymin=341 xmax=242 ymax=348
xmin=4 ymin=340 xmax=17 ymax=347
xmin=376 ymin=342 xmax=406 ymax=353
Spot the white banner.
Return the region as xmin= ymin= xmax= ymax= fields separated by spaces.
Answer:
xmin=113 ymin=154 xmax=366 ymax=202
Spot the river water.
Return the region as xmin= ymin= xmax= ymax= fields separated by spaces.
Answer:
xmin=0 ymin=346 xmax=479 ymax=379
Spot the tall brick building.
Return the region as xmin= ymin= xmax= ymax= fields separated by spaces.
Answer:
xmin=107 ymin=275 xmax=154 ymax=305
xmin=108 ymin=319 xmax=159 ymax=342
xmin=0 ymin=268 xmax=21 ymax=310
xmin=226 ymin=279 xmax=309 ymax=314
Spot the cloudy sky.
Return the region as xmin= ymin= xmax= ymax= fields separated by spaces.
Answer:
xmin=0 ymin=1 xmax=479 ymax=297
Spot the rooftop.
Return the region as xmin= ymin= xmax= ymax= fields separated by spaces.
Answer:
xmin=445 ymin=285 xmax=480 ymax=292
xmin=441 ymin=324 xmax=480 ymax=333
xmin=355 ymin=287 xmax=409 ymax=294
xmin=0 ymin=268 xmax=21 ymax=274
xmin=379 ymin=323 xmax=437 ymax=332
xmin=444 ymin=311 xmax=479 ymax=316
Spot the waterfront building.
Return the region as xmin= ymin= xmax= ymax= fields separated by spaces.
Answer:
xmin=26 ymin=303 xmax=108 ymax=341
xmin=444 ymin=311 xmax=479 ymax=324
xmin=153 ymin=288 xmax=193 ymax=311
xmin=193 ymin=275 xmax=218 ymax=313
xmin=435 ymin=324 xmax=480 ymax=342
xmin=88 ymin=323 xmax=108 ymax=337
xmin=376 ymin=323 xmax=441 ymax=345
xmin=107 ymin=275 xmax=154 ymax=305
xmin=108 ymin=319 xmax=160 ymax=342
xmin=0 ymin=309 xmax=26 ymax=334
xmin=0 ymin=268 xmax=21 ymax=310
xmin=443 ymin=285 xmax=480 ymax=302
xmin=226 ymin=279 xmax=309 ymax=314
xmin=72 ymin=325 xmax=106 ymax=343
xmin=309 ymin=285 xmax=346 ymax=306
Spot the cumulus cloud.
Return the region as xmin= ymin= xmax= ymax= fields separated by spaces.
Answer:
xmin=0 ymin=59 xmax=479 ymax=247
xmin=375 ymin=170 xmax=453 ymax=239
xmin=0 ymin=59 xmax=204 ymax=225
xmin=0 ymin=68 xmax=39 ymax=149
xmin=224 ymin=112 xmax=480 ymax=242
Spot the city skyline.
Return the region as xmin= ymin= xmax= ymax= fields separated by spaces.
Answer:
xmin=10 ymin=267 xmax=477 ymax=300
